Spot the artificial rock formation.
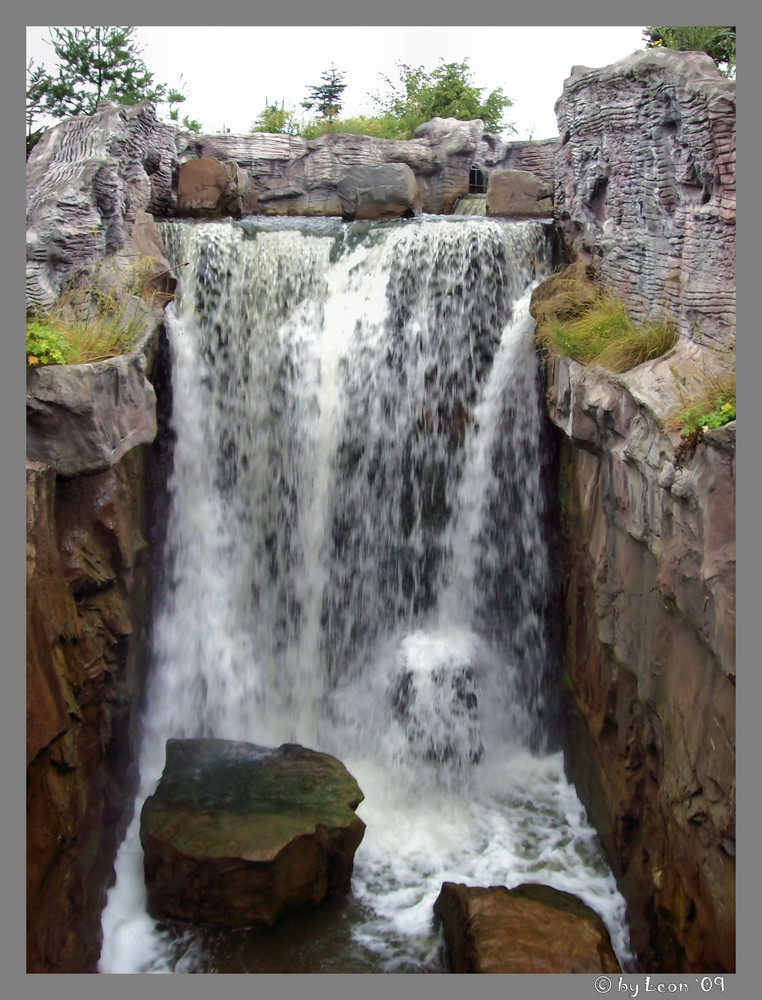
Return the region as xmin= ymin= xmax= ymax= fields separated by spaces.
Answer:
xmin=26 ymin=448 xmax=153 ymax=972
xmin=26 ymin=106 xmax=558 ymax=312
xmin=544 ymin=48 xmax=736 ymax=974
xmin=486 ymin=168 xmax=554 ymax=218
xmin=434 ymin=882 xmax=621 ymax=973
xmin=545 ymin=348 xmax=735 ymax=972
xmin=26 ymin=321 xmax=159 ymax=477
xmin=140 ymin=739 xmax=366 ymax=928
xmin=554 ymin=49 xmax=735 ymax=349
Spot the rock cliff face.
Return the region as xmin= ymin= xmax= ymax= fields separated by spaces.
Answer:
xmin=554 ymin=49 xmax=735 ymax=349
xmin=26 ymin=450 xmax=152 ymax=971
xmin=545 ymin=49 xmax=735 ymax=973
xmin=546 ymin=353 xmax=735 ymax=972
xmin=26 ymin=306 xmax=167 ymax=971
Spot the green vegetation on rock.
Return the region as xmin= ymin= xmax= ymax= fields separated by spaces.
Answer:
xmin=26 ymin=255 xmax=162 ymax=366
xmin=531 ymin=267 xmax=678 ymax=374
xmin=644 ymin=26 xmax=736 ymax=77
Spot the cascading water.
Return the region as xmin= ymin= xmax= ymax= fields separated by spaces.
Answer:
xmin=99 ymin=215 xmax=633 ymax=973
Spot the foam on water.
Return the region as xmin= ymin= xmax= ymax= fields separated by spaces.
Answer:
xmin=98 ymin=216 xmax=633 ymax=973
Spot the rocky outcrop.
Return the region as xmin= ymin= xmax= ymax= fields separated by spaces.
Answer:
xmin=337 ymin=163 xmax=420 ymax=220
xmin=26 ymin=446 xmax=154 ymax=972
xmin=176 ymin=156 xmax=258 ymax=218
xmin=434 ymin=882 xmax=621 ymax=973
xmin=26 ymin=102 xmax=180 ymax=310
xmin=140 ymin=739 xmax=365 ymax=927
xmin=486 ymin=168 xmax=553 ymax=218
xmin=27 ymin=107 xmax=558 ymax=309
xmin=545 ymin=347 xmax=735 ymax=972
xmin=26 ymin=318 xmax=160 ymax=477
xmin=554 ymin=50 xmax=735 ymax=349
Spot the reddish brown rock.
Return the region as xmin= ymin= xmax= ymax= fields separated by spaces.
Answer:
xmin=140 ymin=739 xmax=365 ymax=928
xmin=26 ymin=450 xmax=152 ymax=972
xmin=176 ymin=156 xmax=258 ymax=218
xmin=434 ymin=882 xmax=621 ymax=973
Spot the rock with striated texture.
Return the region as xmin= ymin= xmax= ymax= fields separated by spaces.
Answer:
xmin=434 ymin=882 xmax=621 ymax=973
xmin=544 ymin=347 xmax=735 ymax=972
xmin=554 ymin=49 xmax=735 ymax=348
xmin=26 ymin=101 xmax=181 ymax=310
xmin=486 ymin=168 xmax=553 ymax=218
xmin=140 ymin=739 xmax=366 ymax=928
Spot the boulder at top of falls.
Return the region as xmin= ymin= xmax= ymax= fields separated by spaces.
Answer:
xmin=139 ymin=738 xmax=365 ymax=928
xmin=434 ymin=882 xmax=621 ymax=974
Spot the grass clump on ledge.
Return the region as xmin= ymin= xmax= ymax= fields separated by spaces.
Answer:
xmin=668 ymin=369 xmax=736 ymax=466
xmin=532 ymin=266 xmax=679 ymax=374
xmin=26 ymin=254 xmax=165 ymax=367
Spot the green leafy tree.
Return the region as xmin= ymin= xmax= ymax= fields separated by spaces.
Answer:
xmin=644 ymin=26 xmax=736 ymax=76
xmin=301 ymin=64 xmax=347 ymax=125
xmin=373 ymin=59 xmax=514 ymax=138
xmin=251 ymin=99 xmax=299 ymax=135
xmin=38 ymin=26 xmax=189 ymax=121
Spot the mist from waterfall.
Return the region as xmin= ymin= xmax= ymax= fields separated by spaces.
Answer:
xmin=99 ymin=215 xmax=632 ymax=973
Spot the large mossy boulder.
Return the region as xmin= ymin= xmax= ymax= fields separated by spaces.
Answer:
xmin=140 ymin=739 xmax=365 ymax=927
xmin=434 ymin=882 xmax=621 ymax=973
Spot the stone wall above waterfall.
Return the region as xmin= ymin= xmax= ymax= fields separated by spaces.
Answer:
xmin=26 ymin=106 xmax=557 ymax=311
xmin=554 ymin=49 xmax=735 ymax=349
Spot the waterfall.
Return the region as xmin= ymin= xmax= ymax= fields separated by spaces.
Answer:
xmin=99 ymin=215 xmax=632 ymax=973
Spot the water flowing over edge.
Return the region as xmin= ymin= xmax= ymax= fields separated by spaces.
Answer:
xmin=99 ymin=215 xmax=634 ymax=973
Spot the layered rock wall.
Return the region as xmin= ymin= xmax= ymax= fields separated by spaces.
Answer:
xmin=26 ymin=448 xmax=152 ymax=971
xmin=554 ymin=50 xmax=735 ymax=349
xmin=547 ymin=354 xmax=735 ymax=972
xmin=545 ymin=49 xmax=735 ymax=973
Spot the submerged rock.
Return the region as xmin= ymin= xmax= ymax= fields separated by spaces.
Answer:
xmin=140 ymin=739 xmax=365 ymax=928
xmin=434 ymin=882 xmax=621 ymax=973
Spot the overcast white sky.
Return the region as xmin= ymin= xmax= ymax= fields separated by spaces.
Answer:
xmin=26 ymin=25 xmax=645 ymax=141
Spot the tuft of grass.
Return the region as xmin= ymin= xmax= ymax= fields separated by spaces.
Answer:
xmin=534 ymin=278 xmax=678 ymax=374
xmin=26 ymin=255 xmax=162 ymax=367
xmin=669 ymin=370 xmax=735 ymax=466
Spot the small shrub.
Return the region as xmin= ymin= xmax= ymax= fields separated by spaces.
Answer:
xmin=26 ymin=254 xmax=159 ymax=367
xmin=26 ymin=321 xmax=70 ymax=366
xmin=671 ymin=372 xmax=735 ymax=466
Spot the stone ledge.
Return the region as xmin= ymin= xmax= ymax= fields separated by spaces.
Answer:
xmin=26 ymin=312 xmax=161 ymax=477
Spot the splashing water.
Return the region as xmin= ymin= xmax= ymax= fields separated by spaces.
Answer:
xmin=99 ymin=216 xmax=633 ymax=973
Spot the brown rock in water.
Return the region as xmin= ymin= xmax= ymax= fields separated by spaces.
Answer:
xmin=140 ymin=739 xmax=365 ymax=927
xmin=434 ymin=882 xmax=621 ymax=974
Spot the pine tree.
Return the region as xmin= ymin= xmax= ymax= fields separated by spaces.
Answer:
xmin=39 ymin=26 xmax=186 ymax=120
xmin=301 ymin=64 xmax=347 ymax=124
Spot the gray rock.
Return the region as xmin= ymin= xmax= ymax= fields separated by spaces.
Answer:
xmin=26 ymin=320 xmax=159 ymax=477
xmin=486 ymin=168 xmax=553 ymax=217
xmin=337 ymin=163 xmax=420 ymax=220
xmin=554 ymin=49 xmax=735 ymax=349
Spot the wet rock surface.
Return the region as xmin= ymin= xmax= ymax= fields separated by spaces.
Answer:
xmin=140 ymin=739 xmax=365 ymax=928
xmin=434 ymin=882 xmax=621 ymax=973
